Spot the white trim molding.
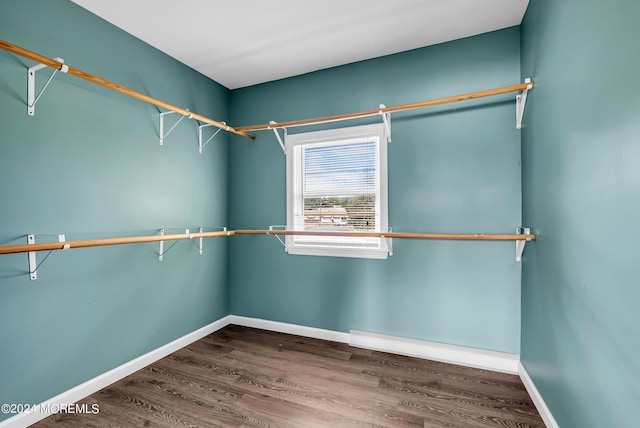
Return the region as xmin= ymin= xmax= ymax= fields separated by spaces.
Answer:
xmin=228 ymin=317 xmax=518 ymax=374
xmin=0 ymin=316 xmax=233 ymax=428
xmin=350 ymin=329 xmax=519 ymax=374
xmin=518 ymin=361 xmax=560 ymax=428
xmin=227 ymin=315 xmax=351 ymax=344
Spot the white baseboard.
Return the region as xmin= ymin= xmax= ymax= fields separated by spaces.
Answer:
xmin=227 ymin=317 xmax=517 ymax=374
xmin=227 ymin=315 xmax=351 ymax=344
xmin=518 ymin=361 xmax=559 ymax=428
xmin=0 ymin=316 xmax=233 ymax=428
xmin=350 ymin=329 xmax=519 ymax=374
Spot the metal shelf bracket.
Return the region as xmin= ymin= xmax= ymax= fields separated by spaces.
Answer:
xmin=28 ymin=233 xmax=67 ymax=280
xmin=516 ymin=78 xmax=532 ymax=129
xmin=159 ymin=110 xmax=192 ymax=145
xmin=197 ymin=227 xmax=229 ymax=254
xmin=198 ymin=123 xmax=225 ymax=154
xmin=267 ymin=225 xmax=287 ymax=248
xmin=159 ymin=228 xmax=191 ymax=261
xmin=28 ymin=57 xmax=68 ymax=116
xmin=159 ymin=227 xmax=228 ymax=260
xmin=379 ymin=104 xmax=392 ymax=143
xmin=381 ymin=227 xmax=393 ymax=256
xmin=515 ymin=227 xmax=532 ymax=262
xmin=268 ymin=121 xmax=286 ymax=153
xmin=159 ymin=228 xmax=193 ymax=261
xmin=158 ymin=229 xmax=165 ymax=261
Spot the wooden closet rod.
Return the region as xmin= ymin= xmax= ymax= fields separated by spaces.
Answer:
xmin=236 ymin=82 xmax=533 ymax=132
xmin=0 ymin=229 xmax=534 ymax=255
xmin=0 ymin=40 xmax=254 ymax=139
xmin=0 ymin=230 xmax=235 ymax=255
xmin=235 ymin=230 xmax=536 ymax=241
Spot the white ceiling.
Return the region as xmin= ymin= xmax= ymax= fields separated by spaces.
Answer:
xmin=71 ymin=0 xmax=529 ymax=90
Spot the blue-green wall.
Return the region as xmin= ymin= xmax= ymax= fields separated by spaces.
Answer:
xmin=229 ymin=28 xmax=523 ymax=354
xmin=520 ymin=1 xmax=640 ymax=427
xmin=11 ymin=2 xmax=636 ymax=425
xmin=0 ymin=1 xmax=230 ymax=419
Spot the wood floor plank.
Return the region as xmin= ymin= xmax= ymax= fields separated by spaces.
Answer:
xmin=233 ymin=392 xmax=378 ymax=428
xmin=108 ymin=378 xmax=261 ymax=427
xmin=217 ymin=358 xmax=420 ymax=427
xmin=32 ymin=325 xmax=545 ymax=427
xmin=227 ymin=347 xmax=382 ymax=389
xmin=378 ymin=378 xmax=543 ymax=428
xmin=216 ymin=325 xmax=354 ymax=361
xmin=379 ymin=375 xmax=539 ymax=417
xmin=351 ymin=352 xmax=529 ymax=401
xmin=159 ymin=347 xmax=406 ymax=426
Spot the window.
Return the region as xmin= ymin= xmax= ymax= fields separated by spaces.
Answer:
xmin=285 ymin=123 xmax=389 ymax=259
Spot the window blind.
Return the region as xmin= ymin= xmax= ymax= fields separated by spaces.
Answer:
xmin=300 ymin=139 xmax=378 ymax=232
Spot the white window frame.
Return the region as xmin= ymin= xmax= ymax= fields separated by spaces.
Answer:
xmin=285 ymin=123 xmax=389 ymax=259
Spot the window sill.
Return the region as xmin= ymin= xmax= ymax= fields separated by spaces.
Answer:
xmin=286 ymin=246 xmax=389 ymax=260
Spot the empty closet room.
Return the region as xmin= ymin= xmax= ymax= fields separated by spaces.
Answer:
xmin=1 ymin=0 xmax=638 ymax=427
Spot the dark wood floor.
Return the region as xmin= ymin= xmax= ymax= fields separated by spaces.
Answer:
xmin=33 ymin=325 xmax=545 ymax=427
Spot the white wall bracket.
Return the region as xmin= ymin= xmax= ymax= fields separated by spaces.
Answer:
xmin=198 ymin=123 xmax=224 ymax=154
xmin=197 ymin=226 xmax=229 ymax=254
xmin=268 ymin=121 xmax=286 ymax=153
xmin=381 ymin=227 xmax=393 ymax=256
xmin=516 ymin=78 xmax=532 ymax=129
xmin=158 ymin=229 xmax=165 ymax=261
xmin=27 ymin=57 xmax=68 ymax=116
xmin=159 ymin=227 xmax=226 ymax=260
xmin=159 ymin=110 xmax=192 ymax=145
xmin=267 ymin=225 xmax=287 ymax=248
xmin=515 ymin=227 xmax=532 ymax=262
xmin=159 ymin=228 xmax=191 ymax=261
xmin=27 ymin=234 xmax=67 ymax=280
xmin=379 ymin=104 xmax=392 ymax=143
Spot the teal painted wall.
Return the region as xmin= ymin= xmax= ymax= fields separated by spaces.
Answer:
xmin=0 ymin=1 xmax=230 ymax=418
xmin=520 ymin=1 xmax=640 ymax=426
xmin=229 ymin=28 xmax=523 ymax=354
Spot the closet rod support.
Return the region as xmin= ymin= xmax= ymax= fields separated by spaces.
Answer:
xmin=159 ymin=228 xmax=192 ymax=260
xmin=199 ymin=123 xmax=224 ymax=154
xmin=28 ymin=234 xmax=67 ymax=280
xmin=27 ymin=235 xmax=36 ymax=280
xmin=160 ymin=228 xmax=214 ymax=259
xmin=379 ymin=104 xmax=392 ymax=143
xmin=381 ymin=227 xmax=393 ymax=256
xmin=268 ymin=121 xmax=286 ymax=153
xmin=28 ymin=57 xmax=67 ymax=116
xmin=197 ymin=227 xmax=229 ymax=254
xmin=515 ymin=227 xmax=532 ymax=261
xmin=158 ymin=229 xmax=165 ymax=261
xmin=160 ymin=228 xmax=187 ymax=260
xmin=159 ymin=110 xmax=192 ymax=145
xmin=516 ymin=78 xmax=532 ymax=129
xmin=267 ymin=225 xmax=287 ymax=248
